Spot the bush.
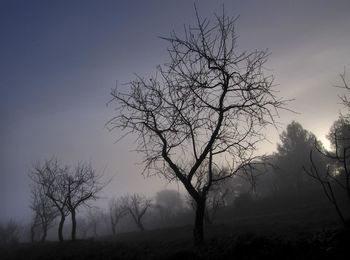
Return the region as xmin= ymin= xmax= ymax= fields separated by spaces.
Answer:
xmin=0 ymin=220 xmax=20 ymax=246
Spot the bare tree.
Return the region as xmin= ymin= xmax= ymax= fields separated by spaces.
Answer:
xmin=0 ymin=220 xmax=21 ymax=246
xmin=29 ymin=159 xmax=106 ymax=242
xmin=65 ymin=162 xmax=106 ymax=241
xmin=29 ymin=212 xmax=40 ymax=243
xmin=186 ymin=172 xmax=230 ymax=225
xmin=121 ymin=194 xmax=151 ymax=231
xmin=108 ymin=7 xmax=286 ymax=245
xmin=29 ymin=159 xmax=69 ymax=242
xmin=304 ymin=71 xmax=350 ymax=227
xmin=76 ymin=217 xmax=89 ymax=239
xmin=338 ymin=70 xmax=350 ymax=111
xmin=304 ymin=151 xmax=348 ymax=227
xmin=109 ymin=197 xmax=127 ymax=235
xmin=86 ymin=208 xmax=103 ymax=237
xmin=29 ymin=184 xmax=58 ymax=242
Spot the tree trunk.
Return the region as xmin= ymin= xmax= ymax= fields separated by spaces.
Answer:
xmin=110 ymin=215 xmax=117 ymax=235
xmin=193 ymin=199 xmax=205 ymax=246
xmin=204 ymin=208 xmax=212 ymax=225
xmin=137 ymin=219 xmax=145 ymax=231
xmin=58 ymin=214 xmax=65 ymax=242
xmin=333 ymin=198 xmax=348 ymax=228
xmin=111 ymin=225 xmax=116 ymax=235
xmin=30 ymin=222 xmax=36 ymax=243
xmin=41 ymin=224 xmax=47 ymax=242
xmin=93 ymin=223 xmax=97 ymax=237
xmin=71 ymin=208 xmax=77 ymax=241
xmin=30 ymin=214 xmax=39 ymax=243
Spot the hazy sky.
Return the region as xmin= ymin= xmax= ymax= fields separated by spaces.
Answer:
xmin=1 ymin=0 xmax=350 ymax=223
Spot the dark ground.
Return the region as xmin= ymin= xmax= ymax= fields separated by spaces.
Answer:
xmin=1 ymin=227 xmax=349 ymax=260
xmin=1 ymin=204 xmax=350 ymax=259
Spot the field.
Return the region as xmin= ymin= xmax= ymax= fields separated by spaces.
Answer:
xmin=2 ymin=204 xmax=350 ymax=260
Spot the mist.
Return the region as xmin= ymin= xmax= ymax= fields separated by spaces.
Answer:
xmin=1 ymin=0 xmax=350 ymax=259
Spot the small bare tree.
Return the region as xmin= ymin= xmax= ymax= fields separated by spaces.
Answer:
xmin=29 ymin=159 xmax=106 ymax=242
xmin=0 ymin=220 xmax=21 ymax=246
xmin=30 ymin=159 xmax=69 ymax=242
xmin=86 ymin=208 xmax=103 ymax=237
xmin=121 ymin=194 xmax=151 ymax=231
xmin=65 ymin=162 xmax=105 ymax=241
xmin=108 ymin=7 xmax=286 ymax=244
xmin=29 ymin=184 xmax=58 ymax=242
xmin=76 ymin=217 xmax=89 ymax=239
xmin=109 ymin=197 xmax=127 ymax=235
xmin=29 ymin=212 xmax=40 ymax=243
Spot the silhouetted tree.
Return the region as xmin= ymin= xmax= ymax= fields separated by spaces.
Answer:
xmin=305 ymin=71 xmax=350 ymax=227
xmin=76 ymin=217 xmax=89 ymax=239
xmin=87 ymin=208 xmax=102 ymax=237
xmin=109 ymin=197 xmax=127 ymax=235
xmin=0 ymin=220 xmax=21 ymax=246
xmin=328 ymin=118 xmax=350 ymax=167
xmin=65 ymin=162 xmax=105 ymax=241
xmin=30 ymin=159 xmax=69 ymax=242
xmin=29 ymin=212 xmax=40 ymax=243
xmin=29 ymin=159 xmax=105 ymax=242
xmin=325 ymin=117 xmax=350 ymax=201
xmin=276 ymin=121 xmax=325 ymax=194
xmin=108 ymin=7 xmax=286 ymax=245
xmin=121 ymin=194 xmax=151 ymax=231
xmin=305 ymin=150 xmax=348 ymax=227
xmin=29 ymin=184 xmax=58 ymax=242
xmin=338 ymin=70 xmax=350 ymax=113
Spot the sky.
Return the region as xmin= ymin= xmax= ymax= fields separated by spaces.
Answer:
xmin=1 ymin=0 xmax=350 ymax=223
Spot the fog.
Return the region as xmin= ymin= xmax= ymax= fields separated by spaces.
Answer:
xmin=1 ymin=0 xmax=350 ymax=258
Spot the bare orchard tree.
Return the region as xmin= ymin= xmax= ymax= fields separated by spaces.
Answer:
xmin=0 ymin=220 xmax=21 ymax=246
xmin=109 ymin=197 xmax=127 ymax=235
xmin=86 ymin=208 xmax=103 ymax=237
xmin=29 ymin=184 xmax=58 ymax=242
xmin=29 ymin=159 xmax=69 ymax=242
xmin=108 ymin=8 xmax=286 ymax=244
xmin=29 ymin=159 xmax=106 ymax=242
xmin=121 ymin=194 xmax=151 ymax=231
xmin=186 ymin=169 xmax=231 ymax=225
xmin=29 ymin=212 xmax=40 ymax=243
xmin=76 ymin=217 xmax=89 ymax=239
xmin=65 ymin=162 xmax=106 ymax=241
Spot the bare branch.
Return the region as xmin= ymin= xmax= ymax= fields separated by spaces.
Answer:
xmin=107 ymin=7 xmax=287 ymax=245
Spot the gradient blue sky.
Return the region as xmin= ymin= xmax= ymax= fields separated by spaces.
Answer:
xmin=1 ymin=0 xmax=350 ymax=222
